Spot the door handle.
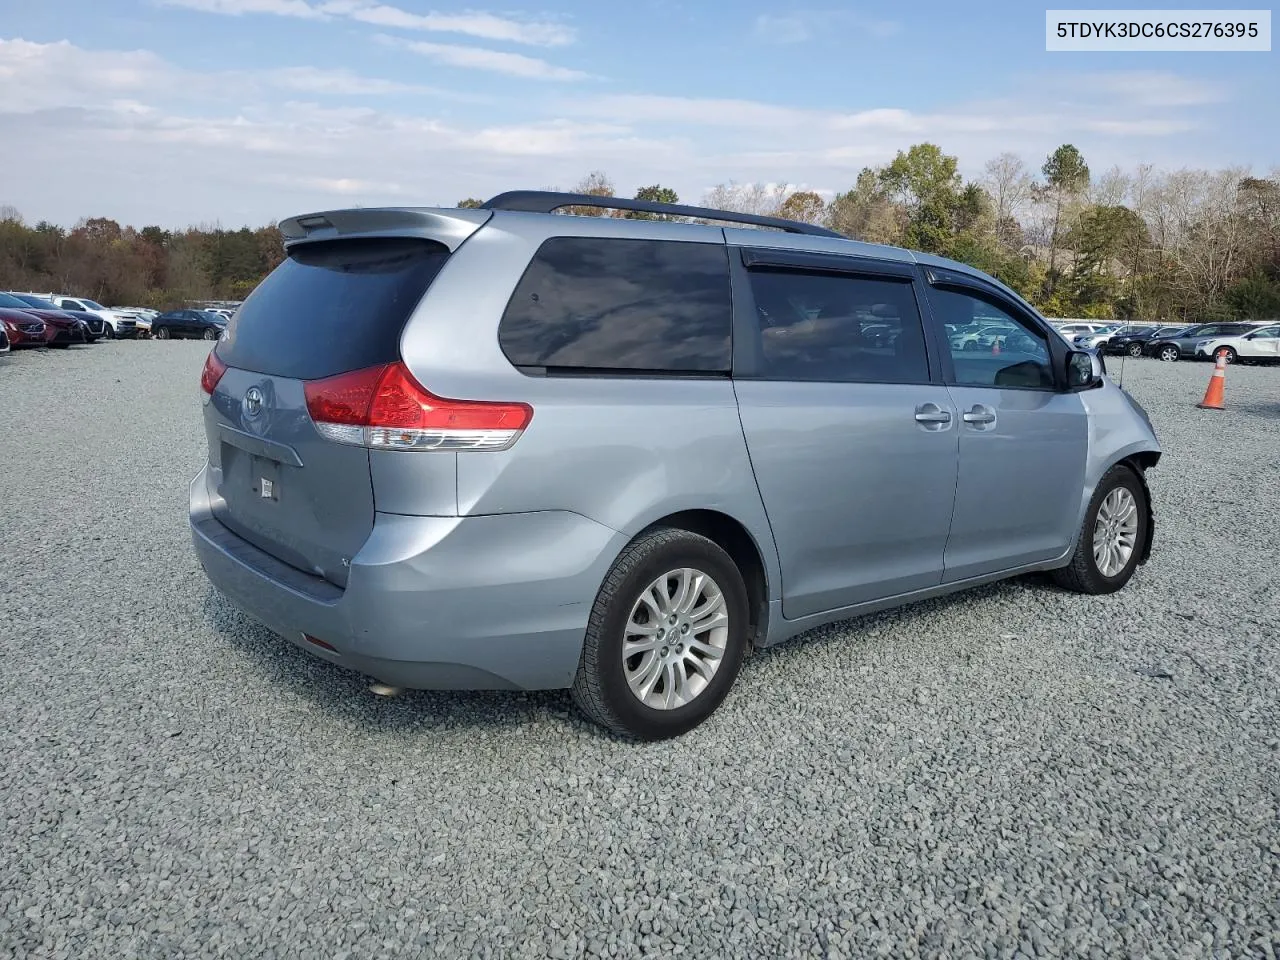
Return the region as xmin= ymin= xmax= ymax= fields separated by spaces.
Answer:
xmin=914 ymin=403 xmax=952 ymax=425
xmin=962 ymin=405 xmax=996 ymax=425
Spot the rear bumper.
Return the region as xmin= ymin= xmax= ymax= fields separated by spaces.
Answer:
xmin=189 ymin=463 xmax=622 ymax=691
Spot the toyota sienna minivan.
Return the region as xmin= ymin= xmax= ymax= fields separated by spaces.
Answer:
xmin=190 ymin=191 xmax=1161 ymax=740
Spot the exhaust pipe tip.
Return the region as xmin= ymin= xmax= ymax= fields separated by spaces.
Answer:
xmin=369 ymin=682 xmax=405 ymax=697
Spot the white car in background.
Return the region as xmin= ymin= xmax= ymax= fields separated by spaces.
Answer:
xmin=1194 ymin=323 xmax=1280 ymax=363
xmin=113 ymin=306 xmax=158 ymax=336
xmin=47 ymin=295 xmax=140 ymax=338
xmin=1069 ymin=324 xmax=1124 ymax=351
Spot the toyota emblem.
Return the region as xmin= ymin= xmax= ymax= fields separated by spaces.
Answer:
xmin=243 ymin=386 xmax=264 ymax=420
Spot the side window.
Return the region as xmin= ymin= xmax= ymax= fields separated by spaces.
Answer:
xmin=927 ymin=285 xmax=1056 ymax=390
xmin=744 ymin=268 xmax=929 ymax=383
xmin=1252 ymin=327 xmax=1279 ymax=339
xmin=498 ymin=237 xmax=731 ymax=373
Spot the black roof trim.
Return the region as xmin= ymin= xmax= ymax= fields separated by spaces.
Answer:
xmin=480 ymin=190 xmax=845 ymax=239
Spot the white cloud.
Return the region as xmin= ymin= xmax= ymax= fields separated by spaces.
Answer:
xmin=265 ymin=65 xmax=489 ymax=101
xmin=1069 ymin=71 xmax=1228 ymax=108
xmin=0 ymin=37 xmax=1246 ymax=229
xmin=753 ymin=10 xmax=900 ymax=43
xmin=158 ymin=0 xmax=575 ymax=45
xmin=156 ymin=0 xmax=327 ymax=19
xmin=318 ymin=1 xmax=575 ymax=45
xmin=381 ymin=36 xmax=590 ymax=80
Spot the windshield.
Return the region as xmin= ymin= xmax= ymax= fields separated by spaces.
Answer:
xmin=79 ymin=298 xmax=105 ymax=310
xmin=13 ymin=294 xmax=60 ymax=310
xmin=0 ymin=292 xmax=35 ymax=309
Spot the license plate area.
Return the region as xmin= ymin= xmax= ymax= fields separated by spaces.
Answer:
xmin=252 ymin=455 xmax=281 ymax=502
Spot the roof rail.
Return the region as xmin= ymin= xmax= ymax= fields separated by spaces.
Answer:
xmin=480 ymin=190 xmax=845 ymax=239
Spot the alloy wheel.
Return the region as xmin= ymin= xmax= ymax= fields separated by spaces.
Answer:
xmin=623 ymin=567 xmax=729 ymax=710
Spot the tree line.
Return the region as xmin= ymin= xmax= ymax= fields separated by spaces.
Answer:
xmin=464 ymin=146 xmax=1280 ymax=323
xmin=3 ymin=141 xmax=1277 ymax=321
xmin=0 ymin=209 xmax=283 ymax=308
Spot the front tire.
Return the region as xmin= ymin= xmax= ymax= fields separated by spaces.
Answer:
xmin=571 ymin=527 xmax=750 ymax=740
xmin=1127 ymin=343 xmax=1143 ymax=357
xmin=203 ymin=328 xmax=218 ymax=341
xmin=155 ymin=326 xmax=171 ymax=340
xmin=1156 ymin=345 xmax=1179 ymax=362
xmin=1214 ymin=346 xmax=1237 ymax=364
xmin=1052 ymin=464 xmax=1148 ymax=595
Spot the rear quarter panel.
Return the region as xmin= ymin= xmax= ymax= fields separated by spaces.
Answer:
xmin=396 ymin=213 xmax=783 ymax=600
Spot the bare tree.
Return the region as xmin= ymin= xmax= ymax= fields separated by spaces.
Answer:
xmin=702 ymin=181 xmax=786 ymax=218
xmin=1091 ymin=166 xmax=1132 ymax=207
xmin=981 ymin=153 xmax=1034 ymax=248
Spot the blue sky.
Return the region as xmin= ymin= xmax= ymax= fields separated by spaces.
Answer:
xmin=0 ymin=0 xmax=1275 ymax=227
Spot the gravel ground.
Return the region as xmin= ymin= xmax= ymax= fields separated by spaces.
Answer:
xmin=1 ymin=341 xmax=1277 ymax=960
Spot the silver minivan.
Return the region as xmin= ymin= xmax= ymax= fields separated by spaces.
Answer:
xmin=190 ymin=191 xmax=1161 ymax=740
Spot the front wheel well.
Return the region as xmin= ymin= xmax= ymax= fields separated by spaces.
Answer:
xmin=1119 ymin=453 xmax=1158 ymax=564
xmin=640 ymin=510 xmax=769 ymax=650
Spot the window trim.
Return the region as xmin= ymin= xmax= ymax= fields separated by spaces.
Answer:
xmin=918 ymin=267 xmax=1067 ymax=392
xmin=728 ymin=247 xmax=940 ymax=385
xmin=497 ymin=234 xmax=734 ymax=379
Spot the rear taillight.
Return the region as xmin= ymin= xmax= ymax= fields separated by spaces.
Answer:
xmin=303 ymin=361 xmax=533 ymax=452
xmin=201 ymin=350 xmax=228 ymax=395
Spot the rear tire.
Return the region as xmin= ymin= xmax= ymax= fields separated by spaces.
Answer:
xmin=1127 ymin=343 xmax=1143 ymax=357
xmin=155 ymin=326 xmax=171 ymax=340
xmin=570 ymin=527 xmax=749 ymax=740
xmin=1156 ymin=345 xmax=1179 ymax=362
xmin=203 ymin=328 xmax=218 ymax=341
xmin=1052 ymin=464 xmax=1148 ymax=595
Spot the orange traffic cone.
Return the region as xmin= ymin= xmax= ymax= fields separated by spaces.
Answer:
xmin=991 ymin=339 xmax=1001 ymax=356
xmin=1197 ymin=354 xmax=1227 ymax=410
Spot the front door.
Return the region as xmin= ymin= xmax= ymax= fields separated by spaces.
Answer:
xmin=921 ymin=279 xmax=1089 ymax=583
xmin=732 ymin=254 xmax=959 ymax=620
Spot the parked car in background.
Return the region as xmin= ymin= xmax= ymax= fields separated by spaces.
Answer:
xmin=151 ymin=309 xmax=227 ymax=340
xmin=0 ymin=303 xmax=51 ymax=348
xmin=1146 ymin=322 xmax=1258 ymax=361
xmin=0 ymin=294 xmax=86 ymax=347
xmin=47 ymin=296 xmax=138 ymax=338
xmin=1053 ymin=322 xmax=1112 ymax=339
xmin=1106 ymin=325 xmax=1188 ymax=357
xmin=1194 ymin=323 xmax=1280 ymax=363
xmin=125 ymin=308 xmax=156 ymax=337
xmin=1070 ymin=324 xmax=1124 ymax=351
xmin=190 ymin=190 xmax=1162 ymax=740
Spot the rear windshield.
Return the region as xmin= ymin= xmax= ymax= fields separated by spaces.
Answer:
xmin=216 ymin=237 xmax=450 ymax=380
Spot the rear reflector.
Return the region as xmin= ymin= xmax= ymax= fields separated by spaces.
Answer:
xmin=303 ymin=361 xmax=533 ymax=452
xmin=302 ymin=633 xmax=336 ymax=651
xmin=201 ymin=350 xmax=228 ymax=395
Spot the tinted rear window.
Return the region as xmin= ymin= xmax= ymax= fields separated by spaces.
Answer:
xmin=217 ymin=237 xmax=449 ymax=380
xmin=498 ymin=237 xmax=731 ymax=374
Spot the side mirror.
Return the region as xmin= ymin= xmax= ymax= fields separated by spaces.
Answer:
xmin=1245 ymin=334 xmax=1256 ymax=340
xmin=1066 ymin=350 xmax=1102 ymax=390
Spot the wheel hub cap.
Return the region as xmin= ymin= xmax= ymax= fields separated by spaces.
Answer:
xmin=1092 ymin=487 xmax=1138 ymax=578
xmin=623 ymin=567 xmax=729 ymax=711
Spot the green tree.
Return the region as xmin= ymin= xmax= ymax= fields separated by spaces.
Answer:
xmin=778 ymin=190 xmax=826 ymax=225
xmin=827 ymin=168 xmax=901 ymax=244
xmin=1040 ymin=144 xmax=1090 ymax=294
xmin=627 ymin=184 xmax=680 ymax=219
xmin=877 ymin=143 xmax=968 ymax=254
xmin=456 ymin=198 xmax=485 ymax=209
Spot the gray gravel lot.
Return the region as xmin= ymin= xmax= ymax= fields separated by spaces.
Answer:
xmin=1 ymin=341 xmax=1278 ymax=959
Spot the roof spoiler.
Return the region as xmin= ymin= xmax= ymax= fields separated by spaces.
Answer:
xmin=278 ymin=207 xmax=492 ymax=252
